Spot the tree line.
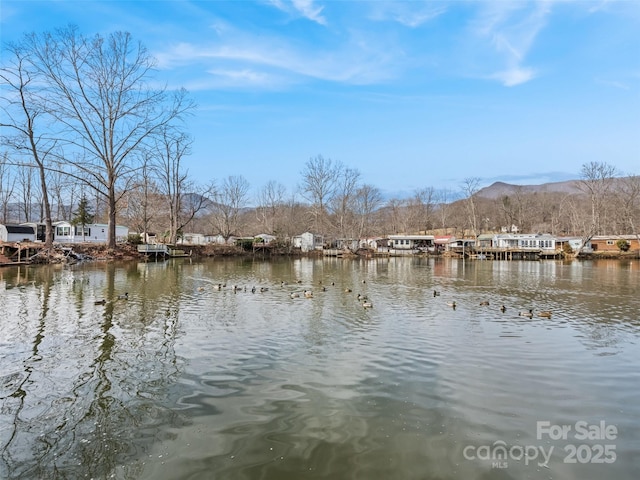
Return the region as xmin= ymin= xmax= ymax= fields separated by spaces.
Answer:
xmin=2 ymin=28 xmax=639 ymax=250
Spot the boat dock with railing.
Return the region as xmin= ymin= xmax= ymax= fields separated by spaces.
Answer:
xmin=137 ymin=244 xmax=191 ymax=259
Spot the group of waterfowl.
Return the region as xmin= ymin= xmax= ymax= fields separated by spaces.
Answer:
xmin=192 ymin=280 xmax=557 ymax=318
xmin=193 ymin=278 xmax=376 ymax=309
xmin=516 ymin=308 xmax=553 ymax=318
xmin=93 ymin=292 xmax=128 ymax=305
xmin=442 ymin=298 xmax=552 ymax=318
xmin=93 ymin=284 xmax=552 ymax=319
xmin=434 ymin=288 xmax=552 ymax=317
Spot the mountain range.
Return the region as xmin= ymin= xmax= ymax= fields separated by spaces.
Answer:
xmin=475 ymin=180 xmax=583 ymax=200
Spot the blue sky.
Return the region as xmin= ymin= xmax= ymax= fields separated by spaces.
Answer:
xmin=2 ymin=0 xmax=639 ymax=199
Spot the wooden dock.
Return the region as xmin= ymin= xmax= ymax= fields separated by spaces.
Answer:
xmin=0 ymin=242 xmax=40 ymax=266
xmin=137 ymin=244 xmax=191 ymax=259
xmin=449 ymin=246 xmax=564 ymax=260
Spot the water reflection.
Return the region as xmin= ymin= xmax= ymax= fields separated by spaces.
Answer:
xmin=1 ymin=257 xmax=639 ymax=479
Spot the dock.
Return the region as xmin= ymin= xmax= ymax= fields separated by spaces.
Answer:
xmin=449 ymin=246 xmax=564 ymax=260
xmin=137 ymin=244 xmax=191 ymax=259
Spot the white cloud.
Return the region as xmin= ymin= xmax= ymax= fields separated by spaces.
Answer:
xmin=473 ymin=1 xmax=551 ymax=86
xmin=291 ymin=0 xmax=327 ymax=25
xmin=154 ymin=20 xmax=402 ymax=90
xmin=266 ymin=0 xmax=327 ymax=25
xmin=368 ymin=1 xmax=447 ymax=27
xmin=595 ymin=78 xmax=631 ymax=90
xmin=491 ymin=66 xmax=537 ymax=87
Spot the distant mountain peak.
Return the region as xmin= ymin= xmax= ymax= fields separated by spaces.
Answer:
xmin=476 ymin=179 xmax=581 ymax=199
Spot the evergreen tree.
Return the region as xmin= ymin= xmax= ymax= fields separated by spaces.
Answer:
xmin=71 ymin=196 xmax=94 ymax=241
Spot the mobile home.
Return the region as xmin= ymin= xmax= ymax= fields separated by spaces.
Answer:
xmin=53 ymin=221 xmax=129 ymax=244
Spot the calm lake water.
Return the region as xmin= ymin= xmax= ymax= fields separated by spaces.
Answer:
xmin=1 ymin=257 xmax=639 ymax=480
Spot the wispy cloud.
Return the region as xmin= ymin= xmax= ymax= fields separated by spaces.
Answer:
xmin=266 ymin=0 xmax=327 ymax=25
xmin=595 ymin=78 xmax=631 ymax=90
xmin=154 ymin=21 xmax=402 ymax=90
xmin=490 ymin=66 xmax=536 ymax=87
xmin=473 ymin=1 xmax=551 ymax=86
xmin=368 ymin=1 xmax=447 ymax=27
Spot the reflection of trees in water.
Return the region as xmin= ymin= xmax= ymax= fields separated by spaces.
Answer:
xmin=0 ymin=278 xmax=51 ymax=478
xmin=0 ymin=264 xmax=185 ymax=479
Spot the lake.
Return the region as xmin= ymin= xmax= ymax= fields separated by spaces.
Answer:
xmin=1 ymin=257 xmax=639 ymax=480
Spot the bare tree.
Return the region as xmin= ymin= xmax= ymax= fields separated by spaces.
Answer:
xmin=299 ymin=155 xmax=340 ymax=234
xmin=383 ymin=197 xmax=409 ymax=234
xmin=17 ymin=165 xmax=36 ymax=222
xmin=153 ymin=127 xmax=201 ymax=245
xmin=279 ymin=193 xmax=309 ymax=240
xmin=48 ymin=168 xmax=77 ymax=221
xmin=574 ymin=161 xmax=618 ymax=253
xmin=461 ymin=177 xmax=481 ymax=237
xmin=122 ymin=153 xmax=160 ymax=240
xmin=210 ymin=175 xmax=250 ymax=241
xmin=330 ymin=166 xmax=361 ymax=239
xmin=615 ymin=174 xmax=640 ymax=249
xmin=407 ymin=187 xmax=436 ymax=233
xmin=436 ymin=188 xmax=452 ymax=232
xmin=0 ymin=42 xmax=56 ymax=247
xmin=22 ymin=26 xmax=195 ymax=250
xmin=0 ymin=153 xmax=17 ymax=222
xmin=354 ymin=183 xmax=382 ymax=238
xmin=256 ymin=180 xmax=287 ymax=235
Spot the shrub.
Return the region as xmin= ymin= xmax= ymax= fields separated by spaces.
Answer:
xmin=616 ymin=239 xmax=630 ymax=252
xmin=236 ymin=239 xmax=254 ymax=251
xmin=127 ymin=233 xmax=142 ymax=245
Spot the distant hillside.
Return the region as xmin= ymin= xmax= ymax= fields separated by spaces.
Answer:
xmin=475 ymin=180 xmax=582 ymax=200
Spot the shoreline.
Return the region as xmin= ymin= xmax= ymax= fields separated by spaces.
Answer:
xmin=1 ymin=241 xmax=638 ymax=267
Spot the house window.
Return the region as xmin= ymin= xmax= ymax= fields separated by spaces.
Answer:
xmin=56 ymin=226 xmax=70 ymax=236
xmin=74 ymin=226 xmax=90 ymax=236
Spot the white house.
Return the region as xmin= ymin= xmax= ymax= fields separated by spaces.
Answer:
xmin=0 ymin=224 xmax=36 ymax=242
xmin=293 ymin=232 xmax=324 ymax=252
xmin=388 ymin=234 xmax=435 ymax=252
xmin=53 ymin=221 xmax=129 ymax=244
xmin=492 ymin=233 xmax=556 ymax=251
xmin=177 ymin=233 xmax=207 ymax=245
xmin=203 ymin=234 xmax=226 ymax=244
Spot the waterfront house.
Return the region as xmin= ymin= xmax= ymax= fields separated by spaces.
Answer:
xmin=590 ymin=235 xmax=639 ymax=252
xmin=204 ymin=234 xmax=226 ymax=244
xmin=476 ymin=234 xmax=494 ymax=249
xmin=434 ymin=235 xmax=455 ymax=253
xmin=177 ymin=233 xmax=207 ymax=245
xmin=53 ymin=221 xmax=129 ymax=244
xmin=446 ymin=237 xmax=476 ymax=255
xmin=293 ymin=232 xmax=324 ymax=252
xmin=492 ymin=233 xmax=556 ymax=252
xmin=0 ymin=224 xmax=36 ymax=242
xmin=555 ymin=237 xmax=593 ymax=254
xmin=388 ymin=234 xmax=435 ymax=253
